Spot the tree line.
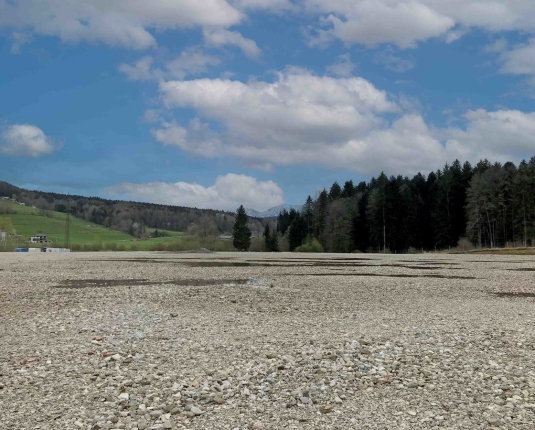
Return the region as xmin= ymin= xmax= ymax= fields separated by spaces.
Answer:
xmin=0 ymin=181 xmax=265 ymax=238
xmin=270 ymin=158 xmax=535 ymax=253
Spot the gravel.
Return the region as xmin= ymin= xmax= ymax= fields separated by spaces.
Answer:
xmin=1 ymin=251 xmax=535 ymax=429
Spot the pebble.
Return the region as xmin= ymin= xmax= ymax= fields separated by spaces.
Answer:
xmin=3 ymin=253 xmax=535 ymax=430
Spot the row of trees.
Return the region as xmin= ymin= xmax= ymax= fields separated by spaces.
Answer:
xmin=273 ymin=158 xmax=535 ymax=253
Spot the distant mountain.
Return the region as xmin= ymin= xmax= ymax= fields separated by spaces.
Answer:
xmin=246 ymin=204 xmax=302 ymax=218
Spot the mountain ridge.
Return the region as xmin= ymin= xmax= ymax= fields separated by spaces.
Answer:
xmin=245 ymin=204 xmax=302 ymax=219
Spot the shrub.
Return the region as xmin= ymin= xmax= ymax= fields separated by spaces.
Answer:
xmin=457 ymin=237 xmax=474 ymax=252
xmin=295 ymin=238 xmax=324 ymax=253
xmin=104 ymin=242 xmax=118 ymax=251
xmin=248 ymin=237 xmax=264 ymax=252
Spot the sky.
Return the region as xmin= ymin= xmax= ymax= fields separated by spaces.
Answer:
xmin=1 ymin=1 xmax=535 ymax=212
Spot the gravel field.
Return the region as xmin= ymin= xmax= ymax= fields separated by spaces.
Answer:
xmin=1 ymin=252 xmax=535 ymax=430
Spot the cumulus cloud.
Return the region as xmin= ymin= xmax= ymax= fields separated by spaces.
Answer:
xmin=374 ymin=50 xmax=414 ymax=72
xmin=156 ymin=68 xmax=399 ymax=169
xmin=0 ymin=124 xmax=55 ymax=157
xmin=104 ymin=173 xmax=284 ymax=211
xmin=159 ymin=68 xmax=398 ymax=139
xmin=327 ymin=54 xmax=355 ymax=77
xmin=484 ymin=38 xmax=509 ymax=54
xmin=0 ymin=0 xmax=243 ymax=49
xmin=317 ymin=2 xmax=454 ymax=49
xmin=166 ymin=49 xmax=222 ymax=79
xmin=119 ymin=49 xmax=221 ymax=82
xmin=303 ymin=0 xmax=535 ymax=49
xmin=499 ymin=39 xmax=535 ymax=77
xmin=119 ymin=56 xmax=156 ymax=81
xmin=203 ymin=28 xmax=261 ymax=58
xmin=3 ymin=0 xmax=535 ymax=52
xmin=231 ymin=0 xmax=295 ymax=11
xmin=443 ymin=109 xmax=535 ymax=163
xmin=148 ymin=66 xmax=535 ymax=174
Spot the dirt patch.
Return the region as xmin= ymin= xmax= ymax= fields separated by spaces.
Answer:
xmin=275 ymin=273 xmax=476 ymax=280
xmin=398 ymin=261 xmax=459 ymax=265
xmin=52 ymin=278 xmax=254 ymax=289
xmin=493 ymin=292 xmax=535 ymax=298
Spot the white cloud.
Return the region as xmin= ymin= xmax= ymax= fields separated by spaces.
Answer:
xmin=484 ymin=38 xmax=508 ymax=54
xmin=308 ymin=1 xmax=455 ymax=49
xmin=500 ymin=38 xmax=535 ymax=76
xmin=327 ymin=54 xmax=355 ymax=77
xmin=0 ymin=124 xmax=55 ymax=157
xmin=152 ymin=119 xmax=224 ymax=158
xmin=443 ymin=109 xmax=535 ymax=163
xmin=151 ymin=65 xmax=535 ymax=174
xmin=142 ymin=109 xmax=163 ymax=124
xmin=119 ymin=49 xmax=221 ymax=82
xmin=303 ymin=0 xmax=535 ymax=49
xmin=119 ymin=56 xmax=156 ymax=81
xmin=104 ymin=173 xmax=284 ymax=211
xmin=156 ymin=68 xmax=399 ymax=170
xmin=203 ymin=28 xmax=261 ymax=58
xmin=375 ymin=50 xmax=414 ymax=72
xmin=166 ymin=48 xmax=222 ymax=79
xmin=0 ymin=0 xmax=243 ymax=49
xmin=231 ymin=0 xmax=295 ymax=11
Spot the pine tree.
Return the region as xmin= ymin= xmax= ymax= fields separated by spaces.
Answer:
xmin=270 ymin=232 xmax=279 ymax=252
xmin=302 ymin=195 xmax=314 ymax=238
xmin=288 ymin=213 xmax=306 ymax=251
xmin=329 ymin=182 xmax=342 ymax=200
xmin=341 ymin=180 xmax=355 ymax=198
xmin=264 ymin=221 xmax=280 ymax=252
xmin=233 ymin=205 xmax=251 ymax=251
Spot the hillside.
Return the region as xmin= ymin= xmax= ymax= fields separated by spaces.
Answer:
xmin=0 ymin=200 xmax=236 ymax=251
xmin=0 ymin=200 xmax=134 ymax=246
xmin=0 ymin=181 xmax=254 ymax=237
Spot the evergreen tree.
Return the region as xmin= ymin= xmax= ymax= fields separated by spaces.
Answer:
xmin=314 ymin=189 xmax=329 ymax=245
xmin=270 ymin=232 xmax=279 ymax=252
xmin=264 ymin=225 xmax=272 ymax=251
xmin=341 ymin=180 xmax=355 ymax=198
xmin=325 ymin=199 xmax=353 ymax=252
xmin=288 ymin=213 xmax=307 ymax=251
xmin=302 ymin=195 xmax=314 ymax=237
xmin=263 ymin=224 xmax=279 ymax=252
xmin=232 ymin=205 xmax=251 ymax=251
xmin=329 ymin=182 xmax=342 ymax=200
xmin=289 ymin=157 xmax=535 ymax=253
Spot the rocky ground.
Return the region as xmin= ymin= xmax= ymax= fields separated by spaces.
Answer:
xmin=1 ymin=252 xmax=535 ymax=429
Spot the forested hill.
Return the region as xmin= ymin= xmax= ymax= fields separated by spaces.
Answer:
xmin=276 ymin=158 xmax=535 ymax=253
xmin=0 ymin=181 xmax=242 ymax=237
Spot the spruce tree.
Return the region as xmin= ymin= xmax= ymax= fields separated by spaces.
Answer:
xmin=264 ymin=225 xmax=272 ymax=251
xmin=270 ymin=232 xmax=279 ymax=252
xmin=233 ymin=205 xmax=251 ymax=251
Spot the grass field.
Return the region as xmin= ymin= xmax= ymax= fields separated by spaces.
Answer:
xmin=0 ymin=201 xmax=234 ymax=252
xmin=1 ymin=201 xmax=133 ymax=246
xmin=0 ymin=201 xmax=187 ymax=250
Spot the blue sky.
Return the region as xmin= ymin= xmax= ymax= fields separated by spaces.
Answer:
xmin=1 ymin=0 xmax=535 ymax=211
